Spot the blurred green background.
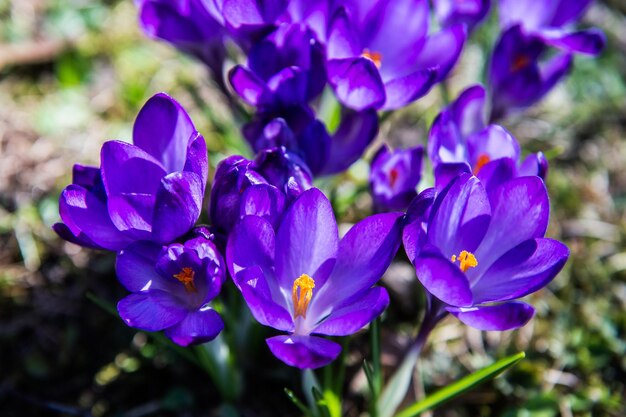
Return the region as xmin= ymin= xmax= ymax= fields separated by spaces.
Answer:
xmin=0 ymin=0 xmax=625 ymax=416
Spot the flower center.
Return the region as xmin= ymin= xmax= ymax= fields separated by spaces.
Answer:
xmin=389 ymin=167 xmax=400 ymax=187
xmin=173 ymin=267 xmax=197 ymax=293
xmin=292 ymin=274 xmax=315 ymax=319
xmin=473 ymin=153 xmax=490 ymax=175
xmin=362 ymin=49 xmax=382 ymax=68
xmin=511 ymin=54 xmax=531 ymax=72
xmin=451 ymin=250 xmax=478 ymax=273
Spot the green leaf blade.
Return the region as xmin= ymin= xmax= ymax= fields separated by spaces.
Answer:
xmin=395 ymin=352 xmax=526 ymax=417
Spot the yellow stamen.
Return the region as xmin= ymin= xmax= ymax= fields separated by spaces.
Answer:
xmin=173 ymin=267 xmax=197 ymax=293
xmin=292 ymin=274 xmax=315 ymax=319
xmin=473 ymin=153 xmax=490 ymax=175
xmin=451 ymin=250 xmax=478 ymax=273
xmin=362 ymin=49 xmax=382 ymax=68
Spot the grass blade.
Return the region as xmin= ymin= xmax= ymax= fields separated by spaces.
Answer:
xmin=394 ymin=352 xmax=526 ymax=417
xmin=284 ymin=388 xmax=312 ymax=417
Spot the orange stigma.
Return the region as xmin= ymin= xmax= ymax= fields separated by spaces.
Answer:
xmin=292 ymin=274 xmax=315 ymax=319
xmin=362 ymin=49 xmax=382 ymax=68
xmin=473 ymin=153 xmax=490 ymax=175
xmin=389 ymin=168 xmax=400 ymax=187
xmin=451 ymin=250 xmax=478 ymax=273
xmin=511 ymin=54 xmax=531 ymax=72
xmin=173 ymin=267 xmax=197 ymax=293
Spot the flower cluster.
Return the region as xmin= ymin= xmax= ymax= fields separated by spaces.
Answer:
xmin=54 ymin=0 xmax=604 ymax=372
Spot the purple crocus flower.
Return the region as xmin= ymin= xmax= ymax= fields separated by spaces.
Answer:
xmin=244 ymin=105 xmax=379 ymax=176
xmin=252 ymin=146 xmax=313 ymax=198
xmin=429 ymin=84 xmax=548 ymax=190
xmin=488 ymin=25 xmax=574 ymax=119
xmin=116 ymin=235 xmax=225 ymax=346
xmin=325 ymin=0 xmax=466 ymax=110
xmin=433 ymin=0 xmax=491 ymax=33
xmin=227 ymin=188 xmax=403 ymax=368
xmin=403 ymin=173 xmax=569 ymax=330
xmin=229 ymin=23 xmax=326 ymax=110
xmin=209 ymin=155 xmax=267 ymax=235
xmin=499 ymin=0 xmax=605 ymax=55
xmin=489 ymin=0 xmax=605 ymax=119
xmin=136 ymin=0 xmax=226 ymax=79
xmin=54 ymin=93 xmax=207 ymax=251
xmin=369 ymin=145 xmax=423 ymax=211
xmin=208 ymin=149 xmax=312 ymax=235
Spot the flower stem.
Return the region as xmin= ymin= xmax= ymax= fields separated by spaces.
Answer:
xmin=439 ymin=81 xmax=451 ymax=105
xmin=377 ymin=299 xmax=447 ymax=417
xmin=369 ymin=317 xmax=383 ymax=417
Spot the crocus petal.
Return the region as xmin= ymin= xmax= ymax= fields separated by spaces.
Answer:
xmin=275 ymin=188 xmax=338 ymax=290
xmin=222 ymin=0 xmax=288 ymax=30
xmin=321 ymin=109 xmax=379 ymax=175
xmin=414 ymin=24 xmax=467 ymax=82
xmin=448 ymin=301 xmax=535 ymax=331
xmin=227 ymin=215 xmax=276 ymax=278
xmin=475 ymin=157 xmax=517 ymax=194
xmin=133 ymin=93 xmax=196 ymax=173
xmin=428 ymin=111 xmax=466 ymax=167
xmin=139 ymin=1 xmax=206 ymax=44
xmin=452 ymin=84 xmax=487 ymax=137
xmin=434 ymin=0 xmax=490 ymax=32
xmin=428 ymin=174 xmax=491 ymax=256
xmin=117 ymin=290 xmax=188 ymax=331
xmin=233 ymin=266 xmax=294 ymax=332
xmin=381 ymin=69 xmax=436 ymax=111
xmin=116 ymin=241 xmax=163 ymax=292
xmin=474 ymin=176 xmax=549 ymax=272
xmin=229 ymin=65 xmax=268 ymax=106
xmin=100 ymin=140 xmax=167 ymax=196
xmin=312 ymin=212 xmax=403 ymax=316
xmin=58 ymin=185 xmax=133 ymax=251
xmin=549 ymin=0 xmax=593 ymax=27
xmin=433 ymin=162 xmax=471 ymax=192
xmin=312 ymin=287 xmax=389 ymax=336
xmin=72 ymin=164 xmax=101 ymax=189
xmin=539 ymin=52 xmax=573 ymax=94
xmin=538 ymin=28 xmax=605 ymax=55
xmin=267 ymin=66 xmax=309 ymax=105
xmin=518 ymin=152 xmax=549 ymax=179
xmin=327 ymin=58 xmax=386 ymax=111
xmin=52 ymin=223 xmax=100 ymax=249
xmin=183 ymin=132 xmax=209 ymax=189
xmin=467 ymin=125 xmax=520 ymax=166
xmin=285 ymin=0 xmax=329 ymax=42
xmin=498 ymin=0 xmax=553 ymax=31
xmin=107 ymin=193 xmax=155 ymax=240
xmin=152 ymin=171 xmax=204 ymax=244
xmin=473 ymin=238 xmax=569 ymax=303
xmin=298 ymin=119 xmax=332 ymax=175
xmin=164 ymin=307 xmax=224 ymax=346
xmin=367 ymin=0 xmax=430 ymax=64
xmin=240 ymin=184 xmax=286 ymax=229
xmin=403 ymin=188 xmax=436 ymax=263
xmin=266 ymin=334 xmax=341 ymax=369
xmin=412 ymin=253 xmax=473 ymax=307
xmin=326 ymin=7 xmax=360 ymax=59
